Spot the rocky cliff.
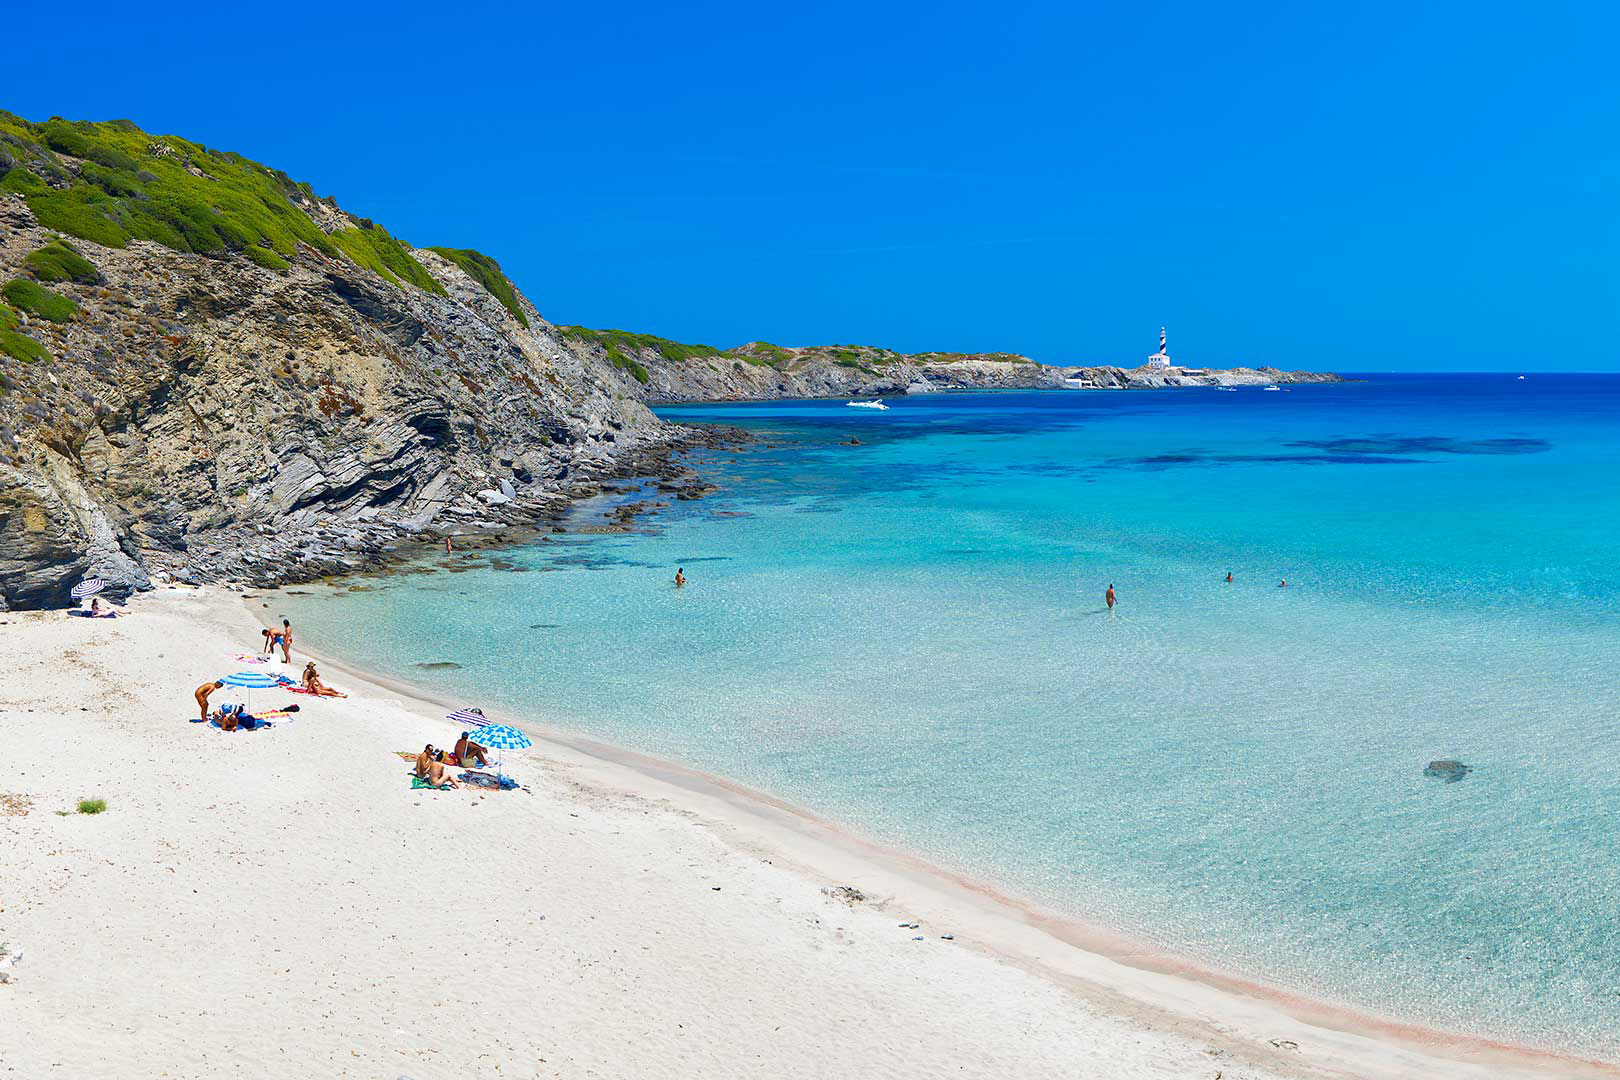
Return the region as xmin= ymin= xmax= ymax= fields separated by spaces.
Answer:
xmin=0 ymin=115 xmax=713 ymax=609
xmin=549 ymin=334 xmax=1339 ymax=403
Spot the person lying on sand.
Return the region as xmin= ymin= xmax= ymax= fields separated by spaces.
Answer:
xmin=415 ymin=745 xmax=461 ymax=788
xmin=300 ymin=662 xmax=347 ymax=698
xmin=88 ymin=597 xmax=118 ymax=618
xmin=211 ymin=703 xmax=247 ymax=731
xmin=195 ymin=680 xmax=225 ymax=722
xmin=454 ymin=732 xmax=490 ymax=768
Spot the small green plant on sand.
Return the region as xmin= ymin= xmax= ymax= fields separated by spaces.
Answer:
xmin=77 ymin=797 xmax=107 ymax=815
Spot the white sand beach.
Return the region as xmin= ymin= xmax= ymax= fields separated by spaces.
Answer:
xmin=0 ymin=586 xmax=1609 ymax=1080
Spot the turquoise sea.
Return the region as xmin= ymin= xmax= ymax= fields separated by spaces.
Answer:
xmin=277 ymin=375 xmax=1620 ymax=1058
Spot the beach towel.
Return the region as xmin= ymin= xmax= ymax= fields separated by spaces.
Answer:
xmin=459 ymin=771 xmax=519 ymax=791
xmin=395 ymin=751 xmax=467 ymax=767
xmin=410 ymin=775 xmax=453 ymax=790
xmin=283 ymin=686 xmax=345 ymax=697
xmin=208 ymin=717 xmax=273 ymax=732
xmin=230 ymin=654 xmax=270 ymax=664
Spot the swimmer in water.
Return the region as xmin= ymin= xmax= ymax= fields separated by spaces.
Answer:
xmin=1105 ymin=584 xmax=1116 ymax=610
xmin=1278 ymin=579 xmax=1287 ymax=588
xmin=674 ymin=567 xmax=686 ymax=589
xmin=1225 ymin=572 xmax=1233 ymax=583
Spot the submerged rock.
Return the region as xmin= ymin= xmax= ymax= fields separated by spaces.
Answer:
xmin=414 ymin=661 xmax=462 ymax=670
xmin=1423 ymin=759 xmax=1473 ymax=782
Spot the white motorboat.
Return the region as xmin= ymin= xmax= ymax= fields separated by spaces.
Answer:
xmin=847 ymin=399 xmax=888 ymax=410
xmin=1262 ymin=385 xmax=1281 ymax=392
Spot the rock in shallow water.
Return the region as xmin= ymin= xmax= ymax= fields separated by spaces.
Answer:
xmin=1423 ymin=759 xmax=1472 ymax=782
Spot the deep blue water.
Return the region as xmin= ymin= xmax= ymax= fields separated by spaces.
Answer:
xmin=277 ymin=374 xmax=1620 ymax=1057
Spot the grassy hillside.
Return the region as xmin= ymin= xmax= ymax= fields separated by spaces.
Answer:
xmin=556 ymin=330 xmax=1037 ymax=379
xmin=0 ymin=113 xmax=526 ymax=309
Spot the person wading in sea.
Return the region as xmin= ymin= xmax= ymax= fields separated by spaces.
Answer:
xmin=1225 ymin=571 xmax=1234 ymax=583
xmin=674 ymin=567 xmax=686 ymax=589
xmin=1105 ymin=583 xmax=1116 ymax=610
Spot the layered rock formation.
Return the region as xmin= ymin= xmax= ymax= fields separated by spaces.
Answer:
xmin=0 ymin=118 xmax=702 ymax=609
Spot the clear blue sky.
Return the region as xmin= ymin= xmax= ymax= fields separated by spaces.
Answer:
xmin=8 ymin=1 xmax=1618 ymax=369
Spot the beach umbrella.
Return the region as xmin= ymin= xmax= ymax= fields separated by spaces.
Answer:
xmin=468 ymin=723 xmax=531 ymax=785
xmin=447 ymin=708 xmax=490 ymax=728
xmin=71 ymin=578 xmax=105 ymax=600
xmin=219 ymin=669 xmax=284 ymax=715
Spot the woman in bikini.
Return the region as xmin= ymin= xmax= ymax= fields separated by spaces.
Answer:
xmin=300 ymin=662 xmax=347 ymax=698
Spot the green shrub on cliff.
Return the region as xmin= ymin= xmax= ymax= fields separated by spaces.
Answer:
xmin=425 ymin=247 xmax=529 ymax=327
xmin=744 ymin=342 xmax=794 ymax=366
xmin=330 ymin=222 xmax=445 ymax=295
xmin=23 ymin=239 xmax=101 ymax=285
xmin=245 ymin=244 xmax=290 ymax=272
xmin=2 ymin=278 xmax=78 ymax=322
xmin=0 ymin=329 xmax=50 ymax=365
xmin=0 ymin=114 xmax=442 ymax=296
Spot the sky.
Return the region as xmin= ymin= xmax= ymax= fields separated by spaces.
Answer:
xmin=6 ymin=1 xmax=1618 ymax=370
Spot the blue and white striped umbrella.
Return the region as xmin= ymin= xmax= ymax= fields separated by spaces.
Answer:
xmin=217 ymin=670 xmax=284 ymax=717
xmin=469 ymin=723 xmax=531 ymax=750
xmin=447 ymin=709 xmax=489 ymax=728
xmin=221 ymin=671 xmax=284 ymax=689
xmin=464 ymin=723 xmax=531 ymax=785
xmin=71 ymin=578 xmax=106 ymax=599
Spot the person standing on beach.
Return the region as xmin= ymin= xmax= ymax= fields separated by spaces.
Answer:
xmin=279 ymin=618 xmax=293 ymax=663
xmin=674 ymin=567 xmax=686 ymax=589
xmin=194 ymin=680 xmax=224 ymax=722
xmin=1105 ymin=584 xmax=1116 ymax=610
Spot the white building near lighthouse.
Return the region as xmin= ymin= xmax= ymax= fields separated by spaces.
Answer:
xmin=1146 ymin=327 xmax=1172 ymax=369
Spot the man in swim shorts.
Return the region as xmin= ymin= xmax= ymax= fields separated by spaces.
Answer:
xmin=454 ymin=732 xmax=490 ymax=768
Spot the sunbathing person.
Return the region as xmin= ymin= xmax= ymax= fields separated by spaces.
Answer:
xmin=300 ymin=662 xmax=347 ymax=698
xmin=88 ymin=597 xmax=117 ymax=618
xmin=454 ymin=731 xmax=490 ymax=768
xmin=415 ymin=744 xmax=461 ymax=788
xmin=195 ymin=680 xmax=225 ymax=722
xmin=211 ymin=703 xmax=246 ymax=731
